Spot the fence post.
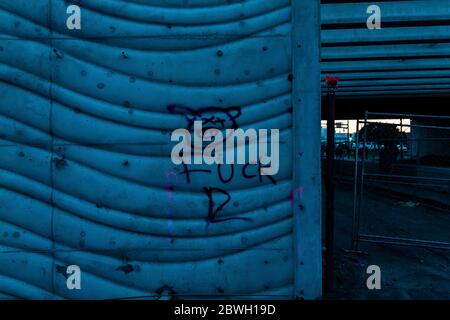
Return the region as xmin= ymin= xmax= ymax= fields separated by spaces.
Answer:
xmin=352 ymin=119 xmax=360 ymax=251
xmin=324 ymin=87 xmax=336 ymax=293
xmin=356 ymin=111 xmax=369 ymax=250
xmin=323 ymin=74 xmax=338 ymax=293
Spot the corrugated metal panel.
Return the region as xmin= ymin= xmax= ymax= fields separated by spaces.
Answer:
xmin=321 ymin=0 xmax=450 ymax=97
xmin=0 ymin=0 xmax=322 ymax=299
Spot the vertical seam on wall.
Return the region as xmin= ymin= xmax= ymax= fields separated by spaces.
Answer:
xmin=290 ymin=0 xmax=296 ymax=300
xmin=48 ymin=0 xmax=56 ymax=295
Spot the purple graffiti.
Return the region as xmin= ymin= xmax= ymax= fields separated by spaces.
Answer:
xmin=165 ymin=171 xmax=178 ymax=242
xmin=290 ymin=187 xmax=304 ymax=206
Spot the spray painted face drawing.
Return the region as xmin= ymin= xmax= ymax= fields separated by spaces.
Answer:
xmin=168 ymin=105 xmax=280 ymax=176
xmin=167 ymin=104 xmax=242 ymax=131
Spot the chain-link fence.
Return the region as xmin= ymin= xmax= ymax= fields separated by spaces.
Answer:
xmin=352 ymin=112 xmax=450 ymax=251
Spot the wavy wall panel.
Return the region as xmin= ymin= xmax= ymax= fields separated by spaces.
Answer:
xmin=0 ymin=0 xmax=297 ymax=299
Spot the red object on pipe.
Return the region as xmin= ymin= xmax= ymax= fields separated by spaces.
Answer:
xmin=325 ymin=75 xmax=339 ymax=90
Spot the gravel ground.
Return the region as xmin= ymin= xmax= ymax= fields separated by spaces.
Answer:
xmin=326 ymin=182 xmax=450 ymax=300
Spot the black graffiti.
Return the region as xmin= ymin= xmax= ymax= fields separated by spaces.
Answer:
xmin=167 ymin=104 xmax=276 ymax=224
xmin=167 ymin=104 xmax=242 ymax=131
xmin=177 ymin=162 xmax=276 ymax=224
xmin=181 ymin=162 xmax=277 ymax=186
xmin=180 ymin=162 xmax=211 ymax=184
xmin=203 ymin=187 xmax=251 ymax=224
xmin=217 ymin=163 xmax=234 ymax=184
xmin=243 ymin=163 xmax=278 ymax=185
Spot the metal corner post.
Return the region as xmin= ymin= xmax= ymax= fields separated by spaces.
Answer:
xmin=291 ymin=0 xmax=322 ymax=299
xmin=352 ymin=119 xmax=361 ymax=251
xmin=325 ymin=90 xmax=336 ymax=293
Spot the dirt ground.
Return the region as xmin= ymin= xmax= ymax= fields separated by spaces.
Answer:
xmin=327 ymin=182 xmax=450 ymax=300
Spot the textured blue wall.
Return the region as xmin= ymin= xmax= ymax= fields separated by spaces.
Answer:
xmin=2 ymin=0 xmax=447 ymax=301
xmin=0 ymin=0 xmax=299 ymax=299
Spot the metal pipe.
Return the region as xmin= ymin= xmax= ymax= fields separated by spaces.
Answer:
xmin=400 ymin=118 xmax=404 ymax=159
xmin=366 ymin=112 xmax=450 ymax=119
xmin=352 ymin=119 xmax=360 ymax=251
xmin=364 ymin=173 xmax=450 ymax=182
xmin=356 ymin=137 xmax=450 ymax=142
xmin=359 ymin=234 xmax=450 ymax=250
xmin=364 ymin=178 xmax=450 ymax=189
xmin=364 ymin=121 xmax=450 ymax=131
xmin=325 ymin=90 xmax=336 ymax=293
xmin=356 ymin=112 xmax=368 ymax=252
